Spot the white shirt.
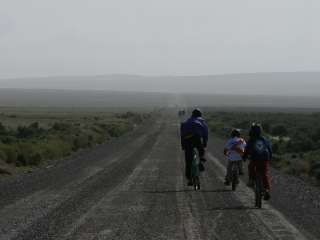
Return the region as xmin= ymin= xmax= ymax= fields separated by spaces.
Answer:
xmin=225 ymin=137 xmax=246 ymax=161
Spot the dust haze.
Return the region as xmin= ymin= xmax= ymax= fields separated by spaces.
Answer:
xmin=1 ymin=1 xmax=320 ymax=107
xmin=1 ymin=72 xmax=320 ymax=97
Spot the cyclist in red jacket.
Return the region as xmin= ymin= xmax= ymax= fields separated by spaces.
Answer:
xmin=244 ymin=123 xmax=272 ymax=200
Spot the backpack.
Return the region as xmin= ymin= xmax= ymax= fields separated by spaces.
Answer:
xmin=252 ymin=137 xmax=271 ymax=161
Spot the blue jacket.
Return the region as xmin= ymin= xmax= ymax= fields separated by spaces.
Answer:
xmin=244 ymin=136 xmax=272 ymax=161
xmin=180 ymin=117 xmax=208 ymax=147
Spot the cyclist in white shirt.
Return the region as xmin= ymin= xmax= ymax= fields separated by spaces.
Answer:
xmin=224 ymin=129 xmax=246 ymax=185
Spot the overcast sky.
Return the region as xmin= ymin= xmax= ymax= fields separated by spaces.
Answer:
xmin=0 ymin=0 xmax=320 ymax=79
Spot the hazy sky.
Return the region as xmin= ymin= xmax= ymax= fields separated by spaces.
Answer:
xmin=1 ymin=0 xmax=320 ymax=78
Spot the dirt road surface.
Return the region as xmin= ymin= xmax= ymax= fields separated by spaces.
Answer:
xmin=1 ymin=114 xmax=319 ymax=240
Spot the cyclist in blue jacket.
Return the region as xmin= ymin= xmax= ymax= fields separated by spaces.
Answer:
xmin=180 ymin=109 xmax=208 ymax=186
xmin=244 ymin=123 xmax=272 ymax=200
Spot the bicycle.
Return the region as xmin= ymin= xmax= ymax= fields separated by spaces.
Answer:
xmin=191 ymin=148 xmax=201 ymax=191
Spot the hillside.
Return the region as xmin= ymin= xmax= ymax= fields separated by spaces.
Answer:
xmin=0 ymin=72 xmax=320 ymax=96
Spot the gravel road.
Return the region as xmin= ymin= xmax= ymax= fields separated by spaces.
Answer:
xmin=0 ymin=114 xmax=319 ymax=240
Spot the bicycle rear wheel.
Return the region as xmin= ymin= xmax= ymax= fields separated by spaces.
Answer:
xmin=191 ymin=148 xmax=200 ymax=191
xmin=232 ymin=174 xmax=237 ymax=191
xmin=255 ymin=161 xmax=266 ymax=208
xmin=231 ymin=162 xmax=239 ymax=191
xmin=193 ymin=176 xmax=200 ymax=191
xmin=255 ymin=177 xmax=263 ymax=208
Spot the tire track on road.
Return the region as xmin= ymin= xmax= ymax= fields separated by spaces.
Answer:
xmin=207 ymin=152 xmax=313 ymax=240
xmin=0 ymin=133 xmax=151 ymax=240
xmin=64 ymin=120 xmax=182 ymax=240
xmin=9 ymin=123 xmax=163 ymax=240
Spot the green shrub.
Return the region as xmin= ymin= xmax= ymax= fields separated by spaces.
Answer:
xmin=271 ymin=125 xmax=288 ymax=137
xmin=314 ymin=170 xmax=320 ymax=181
xmin=0 ymin=111 xmax=146 ymax=168
xmin=16 ymin=153 xmax=27 ymax=166
xmin=0 ymin=144 xmax=18 ymax=164
xmin=0 ymin=122 xmax=6 ymax=135
xmin=14 ymin=142 xmax=39 ymax=166
xmin=0 ymin=136 xmax=16 ymax=144
xmin=52 ymin=122 xmax=72 ymax=131
xmin=16 ymin=122 xmax=43 ymax=139
xmin=16 ymin=126 xmax=33 ymax=138
xmin=0 ymin=149 xmax=6 ymax=161
xmin=29 ymin=153 xmax=42 ymax=166
xmin=41 ymin=139 xmax=72 ymax=160
xmin=73 ymin=135 xmax=90 ymax=150
xmin=312 ymin=128 xmax=320 ymax=141
xmin=96 ymin=134 xmax=107 ymax=144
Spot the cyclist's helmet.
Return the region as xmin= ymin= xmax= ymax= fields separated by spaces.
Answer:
xmin=192 ymin=108 xmax=202 ymax=118
xmin=250 ymin=123 xmax=262 ymax=138
xmin=231 ymin=128 xmax=241 ymax=138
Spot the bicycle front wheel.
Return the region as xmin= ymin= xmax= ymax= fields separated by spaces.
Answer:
xmin=193 ymin=176 xmax=200 ymax=191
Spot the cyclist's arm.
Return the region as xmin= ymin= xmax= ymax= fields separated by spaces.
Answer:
xmin=224 ymin=140 xmax=232 ymax=156
xmin=234 ymin=145 xmax=245 ymax=156
xmin=243 ymin=140 xmax=252 ymax=161
xmin=202 ymin=121 xmax=209 ymax=147
xmin=180 ymin=123 xmax=185 ymax=150
xmin=267 ymin=140 xmax=272 ymax=160
xmin=224 ymin=143 xmax=229 ymax=156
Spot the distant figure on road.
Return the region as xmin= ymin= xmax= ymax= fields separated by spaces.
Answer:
xmin=178 ymin=109 xmax=186 ymax=117
xmin=180 ymin=108 xmax=208 ymax=186
xmin=244 ymin=123 xmax=272 ymax=200
xmin=178 ymin=109 xmax=187 ymax=123
xmin=223 ymin=129 xmax=246 ymax=186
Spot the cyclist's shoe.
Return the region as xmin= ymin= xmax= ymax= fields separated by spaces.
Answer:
xmin=187 ymin=180 xmax=193 ymax=186
xmin=264 ymin=191 xmax=271 ymax=201
xmin=246 ymin=179 xmax=254 ymax=188
xmin=224 ymin=180 xmax=230 ymax=186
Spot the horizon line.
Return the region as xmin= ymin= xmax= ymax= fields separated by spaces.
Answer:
xmin=0 ymin=87 xmax=319 ymax=98
xmin=1 ymin=70 xmax=320 ymax=81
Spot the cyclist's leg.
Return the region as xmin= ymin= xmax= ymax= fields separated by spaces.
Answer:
xmin=262 ymin=160 xmax=271 ymax=190
xmin=247 ymin=160 xmax=256 ymax=187
xmin=225 ymin=160 xmax=232 ymax=184
xmin=236 ymin=161 xmax=241 ymax=182
xmin=184 ymin=147 xmax=193 ymax=182
xmin=262 ymin=160 xmax=271 ymax=200
xmin=239 ymin=160 xmax=244 ymax=175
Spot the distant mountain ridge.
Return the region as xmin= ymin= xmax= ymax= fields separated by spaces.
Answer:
xmin=0 ymin=72 xmax=319 ymax=97
xmin=0 ymin=88 xmax=319 ymax=109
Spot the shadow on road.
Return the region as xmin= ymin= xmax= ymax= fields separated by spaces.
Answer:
xmin=140 ymin=189 xmax=232 ymax=194
xmin=208 ymin=206 xmax=259 ymax=211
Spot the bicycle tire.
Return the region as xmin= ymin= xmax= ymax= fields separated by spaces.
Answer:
xmin=191 ymin=148 xmax=201 ymax=191
xmin=255 ymin=177 xmax=263 ymax=208
xmin=231 ymin=162 xmax=239 ymax=191
xmin=193 ymin=176 xmax=200 ymax=191
xmin=232 ymin=174 xmax=237 ymax=191
xmin=255 ymin=161 xmax=265 ymax=208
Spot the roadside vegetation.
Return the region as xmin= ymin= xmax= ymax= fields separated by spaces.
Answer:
xmin=206 ymin=110 xmax=320 ymax=185
xmin=0 ymin=108 xmax=151 ymax=175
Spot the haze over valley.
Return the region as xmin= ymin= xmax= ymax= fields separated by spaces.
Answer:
xmin=1 ymin=72 xmax=319 ymax=97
